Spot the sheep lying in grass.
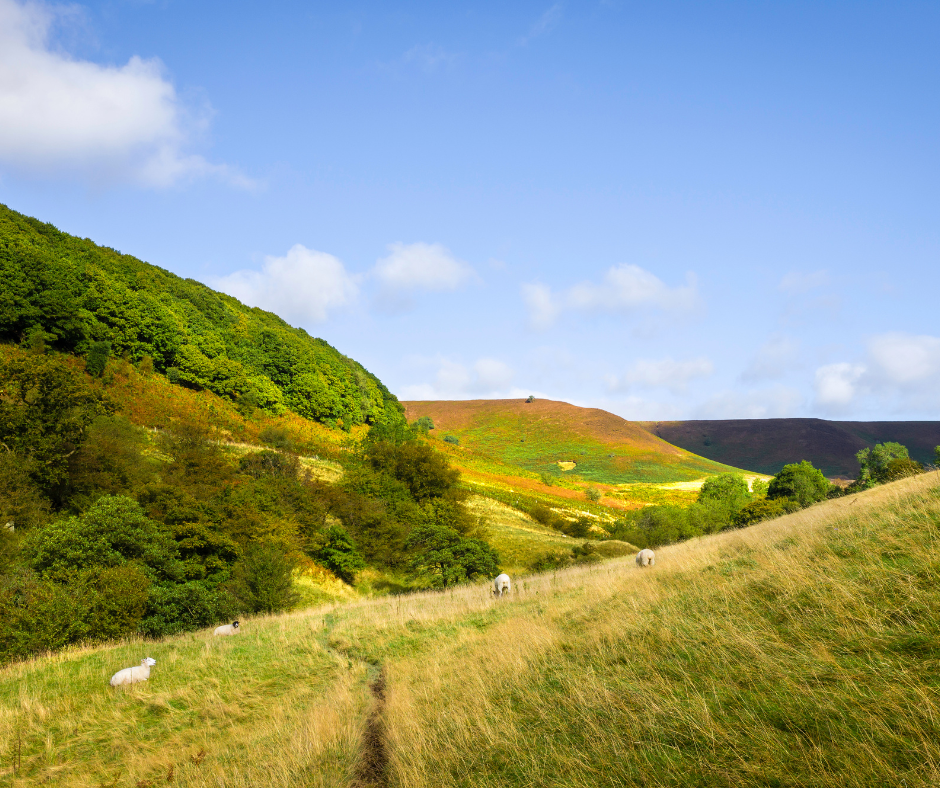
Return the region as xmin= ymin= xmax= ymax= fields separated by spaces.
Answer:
xmin=110 ymin=657 xmax=156 ymax=687
xmin=636 ymin=549 xmax=656 ymax=568
xmin=214 ymin=621 xmax=240 ymax=636
xmin=494 ymin=573 xmax=511 ymax=597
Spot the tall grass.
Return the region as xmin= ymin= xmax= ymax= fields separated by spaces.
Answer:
xmin=3 ymin=473 xmax=938 ymax=787
xmin=0 ymin=612 xmax=367 ymax=787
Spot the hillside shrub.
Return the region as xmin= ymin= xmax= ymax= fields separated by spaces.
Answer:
xmin=884 ymin=457 xmax=924 ymax=481
xmin=768 ymin=461 xmax=831 ymax=507
xmin=443 ymin=434 xmax=459 ymax=445
xmin=855 ymin=442 xmax=911 ymax=488
xmin=85 ymin=341 xmax=111 ymax=378
xmin=731 ymin=498 xmax=789 ymax=528
xmin=585 ymin=487 xmax=602 ymax=502
xmin=229 ymin=542 xmax=299 ymax=614
xmin=698 ymin=473 xmax=750 ymax=512
xmin=413 ymin=416 xmax=434 ymax=433
xmin=405 ymin=523 xmax=499 ymax=588
xmin=313 ymin=524 xmax=365 ymax=584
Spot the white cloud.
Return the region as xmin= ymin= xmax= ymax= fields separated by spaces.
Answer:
xmin=868 ymin=332 xmax=940 ymax=386
xmin=373 ymin=242 xmax=473 ymax=293
xmin=214 ymin=244 xmax=359 ymax=324
xmin=779 ymin=269 xmax=829 ymax=294
xmin=814 ymin=362 xmax=866 ymax=410
xmin=521 ymin=283 xmax=561 ymax=329
xmin=0 ymin=0 xmax=247 ymax=187
xmin=607 ymin=357 xmax=714 ymax=395
xmin=522 ymin=264 xmax=699 ymax=329
xmin=741 ymin=335 xmax=799 ymax=382
xmin=695 ymin=386 xmax=804 ymax=419
xmin=398 ymin=356 xmax=516 ymax=400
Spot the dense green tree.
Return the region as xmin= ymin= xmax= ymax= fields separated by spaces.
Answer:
xmin=366 ymin=439 xmax=460 ymax=502
xmin=24 ymin=495 xmax=181 ymax=581
xmin=0 ymin=202 xmax=405 ymax=429
xmin=405 ymin=523 xmax=499 ymax=588
xmin=85 ymin=341 xmax=110 ymax=377
xmin=768 ymin=461 xmax=831 ymax=507
xmin=697 ymin=473 xmax=750 ymax=512
xmin=855 ymin=442 xmax=912 ymax=487
xmin=313 ymin=524 xmax=365 ymax=584
xmin=229 ymin=542 xmax=299 ymax=614
xmin=0 ymin=353 xmax=110 ymax=496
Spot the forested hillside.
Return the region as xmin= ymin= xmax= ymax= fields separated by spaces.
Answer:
xmin=0 ymin=203 xmax=402 ymax=430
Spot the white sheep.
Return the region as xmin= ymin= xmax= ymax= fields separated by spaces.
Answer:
xmin=494 ymin=573 xmax=511 ymax=597
xmin=636 ymin=548 xmax=656 ymax=568
xmin=213 ymin=620 xmax=240 ymax=636
xmin=110 ymin=657 xmax=156 ymax=687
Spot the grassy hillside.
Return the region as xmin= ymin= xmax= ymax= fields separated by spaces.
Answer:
xmin=403 ymin=398 xmax=746 ymax=484
xmin=0 ymin=202 xmax=403 ymax=429
xmin=4 ymin=471 xmax=938 ymax=787
xmin=648 ymin=417 xmax=940 ymax=477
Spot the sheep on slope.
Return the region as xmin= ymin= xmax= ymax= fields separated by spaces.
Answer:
xmin=214 ymin=621 xmax=240 ymax=636
xmin=494 ymin=573 xmax=511 ymax=597
xmin=635 ymin=549 xmax=656 ymax=568
xmin=110 ymin=657 xmax=156 ymax=687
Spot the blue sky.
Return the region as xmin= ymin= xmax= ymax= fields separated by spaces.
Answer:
xmin=1 ymin=0 xmax=938 ymax=420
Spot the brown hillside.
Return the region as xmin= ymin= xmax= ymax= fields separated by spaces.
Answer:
xmin=404 ymin=398 xmax=680 ymax=454
xmin=646 ymin=418 xmax=940 ymax=478
xmin=402 ymin=399 xmax=744 ymax=484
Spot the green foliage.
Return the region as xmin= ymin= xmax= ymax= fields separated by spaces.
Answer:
xmin=750 ymin=478 xmax=769 ymax=498
xmin=229 ymin=542 xmax=299 ymax=614
xmin=24 ymin=495 xmax=181 ymax=581
xmin=585 ymin=486 xmax=602 ymax=502
xmin=883 ymin=457 xmax=923 ymax=481
xmin=768 ymin=461 xmax=831 ymax=507
xmin=238 ymin=450 xmax=299 ymax=480
xmin=405 ymin=522 xmax=499 ymax=588
xmin=609 ymin=502 xmax=730 ymax=549
xmin=698 ymin=473 xmax=750 ymax=510
xmin=366 ymin=439 xmax=460 ymax=502
xmin=731 ymin=498 xmax=789 ymax=528
xmin=140 ymin=581 xmax=236 ymax=638
xmin=856 ymin=442 xmax=915 ymax=488
xmin=0 ymin=202 xmax=403 ymax=429
xmin=0 ymin=453 xmax=50 ymax=531
xmin=0 ymin=352 xmax=110 ymax=496
xmin=413 ymin=416 xmax=434 ymax=433
xmin=85 ymin=340 xmax=110 ymax=378
xmin=313 ymin=524 xmax=365 ymax=584
xmin=539 ymin=472 xmax=555 ymax=487
xmin=443 ymin=434 xmax=459 ymax=445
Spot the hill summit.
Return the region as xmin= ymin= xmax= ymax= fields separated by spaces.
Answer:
xmin=0 ymin=203 xmax=403 ymax=430
xmin=403 ymin=398 xmax=744 ymax=483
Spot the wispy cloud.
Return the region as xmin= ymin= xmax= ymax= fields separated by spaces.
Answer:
xmin=0 ymin=0 xmax=250 ymax=188
xmin=519 ymin=3 xmax=563 ymax=46
xmin=522 ymin=264 xmax=699 ymax=329
xmin=607 ymin=357 xmax=714 ymax=395
xmin=372 ymin=242 xmax=475 ymax=311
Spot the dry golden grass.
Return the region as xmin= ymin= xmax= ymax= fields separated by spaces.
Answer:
xmin=3 ymin=473 xmax=939 ymax=787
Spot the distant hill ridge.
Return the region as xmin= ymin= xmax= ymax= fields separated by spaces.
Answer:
xmin=403 ymin=398 xmax=744 ymax=483
xmin=647 ymin=418 xmax=940 ymax=477
xmin=0 ymin=203 xmax=403 ymax=429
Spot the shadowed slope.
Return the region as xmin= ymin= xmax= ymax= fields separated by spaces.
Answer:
xmin=648 ymin=418 xmax=940 ymax=477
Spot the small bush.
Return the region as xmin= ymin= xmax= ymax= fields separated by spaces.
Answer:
xmin=229 ymin=543 xmax=299 ymax=614
xmin=85 ymin=341 xmax=111 ymax=378
xmin=443 ymin=434 xmax=459 ymax=445
xmin=585 ymin=487 xmax=602 ymax=503
xmin=239 ymin=450 xmax=299 ymax=480
xmin=259 ymin=426 xmax=296 ymax=452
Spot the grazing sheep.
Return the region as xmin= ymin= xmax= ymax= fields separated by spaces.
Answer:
xmin=494 ymin=573 xmax=511 ymax=597
xmin=636 ymin=549 xmax=656 ymax=568
xmin=110 ymin=657 xmax=156 ymax=687
xmin=214 ymin=621 xmax=240 ymax=636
